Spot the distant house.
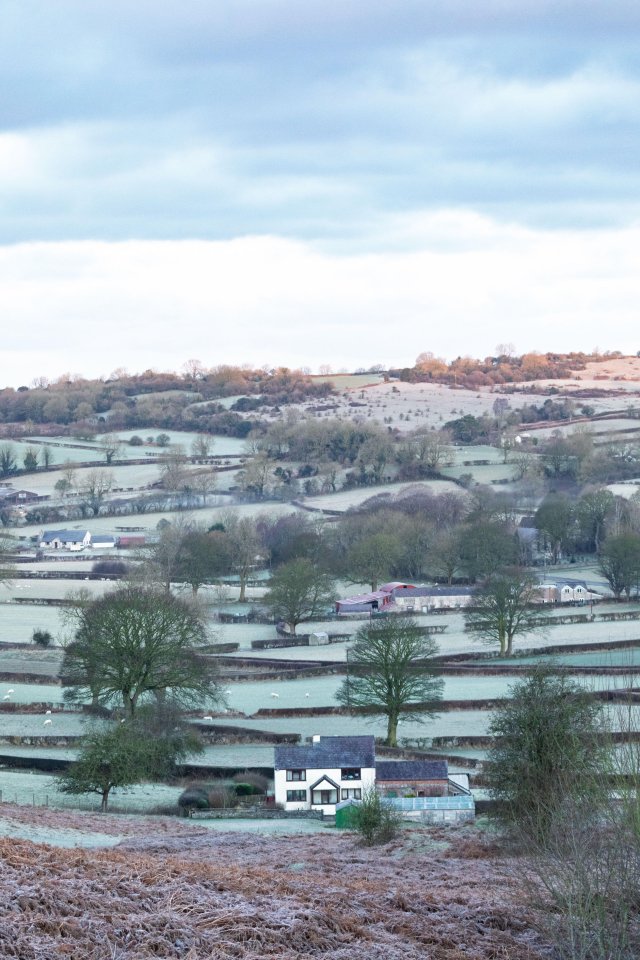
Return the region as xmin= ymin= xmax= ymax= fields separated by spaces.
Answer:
xmin=273 ymin=736 xmax=474 ymax=821
xmin=39 ymin=529 xmax=91 ymax=552
xmin=274 ymin=736 xmax=376 ymax=815
xmin=537 ymin=578 xmax=601 ymax=604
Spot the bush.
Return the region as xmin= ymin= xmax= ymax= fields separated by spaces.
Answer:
xmin=352 ymin=788 xmax=402 ymax=846
xmin=177 ymin=786 xmax=209 ymax=813
xmin=233 ymin=782 xmax=262 ymax=797
xmin=128 ymin=435 xmax=144 ymax=446
xmin=208 ymin=785 xmax=237 ymax=809
xmin=32 ymin=629 xmax=52 ymax=648
xmin=232 ymin=771 xmax=270 ymax=794
xmin=91 ymin=560 xmax=129 ymax=575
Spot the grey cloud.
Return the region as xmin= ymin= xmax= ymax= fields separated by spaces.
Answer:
xmin=2 ymin=2 xmax=640 ymax=244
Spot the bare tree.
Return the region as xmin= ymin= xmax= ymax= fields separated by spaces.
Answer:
xmin=78 ymin=469 xmax=114 ymax=516
xmin=190 ymin=434 xmax=214 ymax=459
xmin=99 ymin=435 xmax=123 ymax=464
xmin=224 ymin=513 xmax=262 ymax=602
xmin=337 ymin=617 xmax=443 ymax=748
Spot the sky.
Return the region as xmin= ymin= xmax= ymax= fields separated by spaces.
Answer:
xmin=2 ymin=1 xmax=640 ymax=386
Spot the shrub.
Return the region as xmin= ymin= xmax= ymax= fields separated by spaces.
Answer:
xmin=208 ymin=785 xmax=237 ymax=809
xmin=177 ymin=786 xmax=209 ymax=813
xmin=91 ymin=560 xmax=129 ymax=575
xmin=233 ymin=782 xmax=262 ymax=797
xmin=128 ymin=435 xmax=144 ymax=446
xmin=32 ymin=629 xmax=52 ymax=648
xmin=232 ymin=771 xmax=270 ymax=794
xmin=352 ymin=788 xmax=402 ymax=846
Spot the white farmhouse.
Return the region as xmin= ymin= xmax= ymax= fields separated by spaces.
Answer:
xmin=39 ymin=529 xmax=91 ymax=552
xmin=274 ymin=735 xmax=376 ymax=815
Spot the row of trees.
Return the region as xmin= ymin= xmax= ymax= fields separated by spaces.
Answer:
xmin=0 ymin=365 xmax=334 ymax=429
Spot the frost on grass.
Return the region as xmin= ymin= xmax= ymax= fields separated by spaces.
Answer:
xmin=0 ymin=814 xmax=548 ymax=959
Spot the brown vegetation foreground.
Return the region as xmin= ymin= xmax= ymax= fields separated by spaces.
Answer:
xmin=0 ymin=809 xmax=550 ymax=960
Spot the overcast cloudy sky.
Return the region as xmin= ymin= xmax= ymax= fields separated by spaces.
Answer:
xmin=2 ymin=1 xmax=640 ymax=385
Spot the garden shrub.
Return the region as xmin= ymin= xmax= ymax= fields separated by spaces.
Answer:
xmin=352 ymin=788 xmax=402 ymax=846
xmin=232 ymin=771 xmax=270 ymax=794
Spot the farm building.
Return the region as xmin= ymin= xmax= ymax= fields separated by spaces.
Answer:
xmin=335 ymin=582 xmax=475 ymax=614
xmin=117 ymin=535 xmax=146 ymax=549
xmin=390 ymin=585 xmax=475 ymax=611
xmin=335 ymin=590 xmax=394 ymax=614
xmin=39 ymin=529 xmax=91 ymax=551
xmin=274 ymin=735 xmax=376 ymax=815
xmin=90 ymin=534 xmax=118 ymax=549
xmin=536 ymin=578 xmax=601 ymax=604
xmin=375 ymin=760 xmax=450 ymax=798
xmin=0 ymin=487 xmax=43 ymax=505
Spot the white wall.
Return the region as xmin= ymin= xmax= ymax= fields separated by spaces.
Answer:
xmin=274 ymin=765 xmax=376 ymax=815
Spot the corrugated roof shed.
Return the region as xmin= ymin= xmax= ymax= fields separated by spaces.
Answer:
xmin=274 ymin=736 xmax=376 ymax=771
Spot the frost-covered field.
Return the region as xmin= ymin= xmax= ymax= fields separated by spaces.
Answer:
xmin=0 ymin=605 xmax=66 ymax=644
xmin=0 ymin=817 xmax=543 ymax=958
xmin=212 ymin=671 xmax=614 ymax=716
xmin=206 ymin=709 xmax=494 ymax=741
xmin=0 ymin=713 xmax=94 ymax=736
xmin=103 ymin=430 xmax=249 ymax=456
xmin=0 ymin=814 xmax=123 ymax=848
xmin=7 ymin=580 xmax=112 ymax=602
xmin=0 ymin=742 xmax=277 ymax=769
xmin=0 ymin=769 xmax=181 ymax=811
xmin=529 ymin=418 xmax=640 ymax=439
xmin=205 ymin=701 xmax=640 ymax=742
xmin=440 ymin=462 xmax=517 ymax=483
xmin=303 ymin=480 xmax=462 ymax=513
xmin=0 ymin=681 xmax=64 ymax=703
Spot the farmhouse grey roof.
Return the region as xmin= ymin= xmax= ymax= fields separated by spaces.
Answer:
xmin=40 ymin=530 xmax=89 ymax=543
xmin=375 ymin=760 xmax=448 ymax=781
xmin=274 ymin=736 xmax=376 ymax=771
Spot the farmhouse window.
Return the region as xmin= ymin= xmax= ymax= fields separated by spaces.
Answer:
xmin=286 ymin=790 xmax=307 ymax=802
xmin=341 ymin=788 xmax=362 ymax=800
xmin=312 ymin=788 xmax=338 ymax=805
xmin=341 ymin=768 xmax=361 ymax=781
xmin=286 ymin=769 xmax=306 ymax=781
